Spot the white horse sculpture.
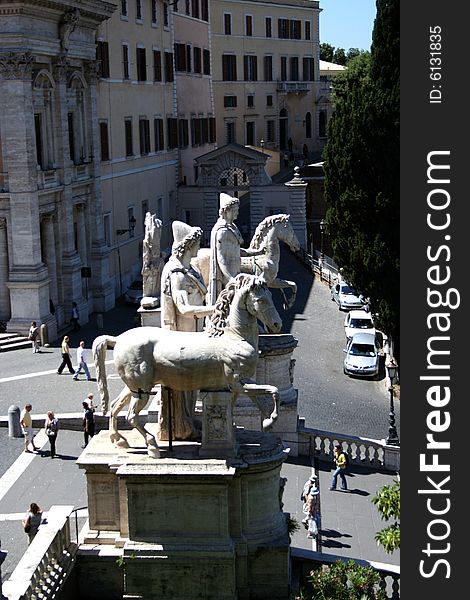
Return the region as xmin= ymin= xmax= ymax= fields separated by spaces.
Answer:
xmin=194 ymin=214 xmax=300 ymax=309
xmin=92 ymin=274 xmax=282 ymax=458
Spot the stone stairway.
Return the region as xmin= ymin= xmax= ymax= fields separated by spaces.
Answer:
xmin=0 ymin=331 xmax=31 ymax=352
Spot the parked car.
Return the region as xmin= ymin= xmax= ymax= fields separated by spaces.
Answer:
xmin=124 ymin=280 xmax=143 ymax=305
xmin=344 ymin=310 xmax=375 ymax=340
xmin=343 ymin=332 xmax=381 ymax=378
xmin=330 ymin=281 xmax=366 ymax=311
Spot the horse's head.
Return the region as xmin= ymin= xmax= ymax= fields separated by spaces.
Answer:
xmin=245 ymin=277 xmax=282 ymax=333
xmin=276 ymin=216 xmax=301 ymax=252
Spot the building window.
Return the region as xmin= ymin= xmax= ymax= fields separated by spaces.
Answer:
xmin=186 ymin=45 xmax=192 ymax=72
xmin=34 ymin=114 xmax=44 ymax=169
xmin=278 ymin=19 xmax=301 ymax=39
xmin=136 ymin=0 xmax=142 ymax=20
xmin=226 ymin=121 xmax=236 ymax=144
xmin=244 ymin=55 xmax=257 ymax=81
xmin=319 ymin=111 xmax=326 ymax=138
xmin=305 ymin=20 xmax=311 ymax=40
xmin=154 ymin=118 xmax=164 ymax=151
xmin=139 ymin=118 xmax=151 ymax=155
xmin=306 ymin=111 xmax=312 ymax=138
xmin=247 ymin=95 xmax=254 ymax=108
xmin=303 ymin=57 xmax=315 ymax=81
xmin=121 ymin=0 xmax=128 ymax=17
xmin=245 ymin=15 xmax=253 ymax=36
xmin=290 ymin=20 xmax=301 ymax=39
xmin=224 ymin=13 xmax=232 ymax=35
xmin=153 ymin=50 xmax=162 ymax=81
xmin=103 ymin=213 xmax=111 ymax=247
xmin=100 ymin=121 xmax=110 ymax=161
xmin=201 ymin=0 xmax=208 ymax=21
xmin=191 ymin=0 xmax=199 ymax=19
xmin=152 ymin=0 xmax=157 ymax=24
xmin=163 ymin=2 xmax=169 ymax=26
xmin=178 ymin=119 xmax=189 ymax=148
xmin=203 ymin=49 xmax=211 ymax=75
xmin=266 ymin=94 xmax=273 ymax=107
xmin=175 ymin=43 xmax=186 ymax=71
xmin=67 ymin=112 xmax=76 ymax=163
xmin=280 ymin=56 xmax=287 ymax=81
xmin=136 ymin=47 xmax=147 ymax=81
xmin=128 ymin=207 xmax=135 ymax=237
xmin=246 ymin=121 xmax=255 ymax=146
xmin=290 ymin=57 xmax=299 ymax=81
xmin=164 ymin=52 xmax=174 ymax=81
xmin=125 ymin=119 xmax=133 ymax=156
xmin=266 ymin=119 xmax=275 ymax=143
xmin=264 ymin=55 xmax=273 ymax=81
xmin=209 ymin=117 xmax=216 ymax=142
xmin=224 ymin=95 xmax=237 ymax=108
xmin=167 ymin=117 xmax=178 ymax=149
xmin=122 ymin=44 xmax=130 ymax=79
xmin=193 ymin=47 xmax=202 ymax=73
xmin=222 ymin=54 xmax=237 ymax=81
xmin=266 ymin=17 xmax=272 ymax=37
xmin=96 ymin=41 xmax=110 ymax=78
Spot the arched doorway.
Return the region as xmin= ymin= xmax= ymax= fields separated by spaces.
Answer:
xmin=279 ymin=108 xmax=288 ymax=150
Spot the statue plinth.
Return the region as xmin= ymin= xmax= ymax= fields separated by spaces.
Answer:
xmin=77 ymin=428 xmax=290 ymax=600
xmin=137 ymin=305 xmax=161 ymax=327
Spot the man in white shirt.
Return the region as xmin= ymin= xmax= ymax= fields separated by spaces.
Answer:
xmin=73 ymin=340 xmax=91 ymax=381
xmin=20 ymin=403 xmax=39 ymax=453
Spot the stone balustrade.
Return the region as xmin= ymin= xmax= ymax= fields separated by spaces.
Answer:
xmin=291 ymin=547 xmax=400 ymax=599
xmin=3 ymin=506 xmax=77 ymax=600
xmin=298 ymin=422 xmax=400 ymax=472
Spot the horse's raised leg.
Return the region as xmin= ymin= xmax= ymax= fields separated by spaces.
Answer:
xmin=239 ymin=381 xmax=280 ymax=431
xmin=109 ymin=386 xmax=132 ymax=448
xmin=127 ymin=392 xmax=160 ymax=458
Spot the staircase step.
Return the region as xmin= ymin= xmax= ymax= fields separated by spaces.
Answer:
xmin=0 ymin=339 xmax=32 ymax=352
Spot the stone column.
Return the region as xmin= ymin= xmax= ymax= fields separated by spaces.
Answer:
xmin=84 ymin=60 xmax=114 ymax=312
xmin=0 ymin=218 xmax=10 ymax=321
xmin=284 ymin=166 xmax=308 ymax=249
xmin=0 ymin=51 xmax=52 ymax=333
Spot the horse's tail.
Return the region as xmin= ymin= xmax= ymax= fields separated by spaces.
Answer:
xmin=92 ymin=335 xmax=117 ymax=414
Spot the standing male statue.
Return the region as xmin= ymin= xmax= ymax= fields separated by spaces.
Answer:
xmin=208 ymin=193 xmax=261 ymax=305
xmin=159 ymin=221 xmax=215 ymax=440
xmin=141 ymin=212 xmax=164 ymax=309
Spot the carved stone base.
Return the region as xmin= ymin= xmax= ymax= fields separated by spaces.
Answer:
xmin=76 ymin=427 xmax=290 ymax=600
xmin=137 ymin=305 xmax=161 ymax=327
xmin=200 ymin=390 xmax=237 ymax=457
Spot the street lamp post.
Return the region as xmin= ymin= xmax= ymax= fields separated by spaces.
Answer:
xmin=116 ymin=215 xmax=137 ymax=295
xmin=385 ymin=360 xmax=400 ymax=446
xmin=319 ymin=219 xmax=325 ymax=269
xmin=260 ymin=138 xmax=265 ymax=154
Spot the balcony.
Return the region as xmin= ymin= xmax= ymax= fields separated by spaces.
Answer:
xmin=277 ymin=81 xmax=310 ymax=94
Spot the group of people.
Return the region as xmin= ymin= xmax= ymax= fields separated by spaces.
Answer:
xmin=57 ymin=338 xmax=92 ymax=381
xmin=19 ymin=395 xmax=96 ymax=458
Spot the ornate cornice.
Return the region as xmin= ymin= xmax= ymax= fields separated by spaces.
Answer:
xmin=0 ymin=51 xmax=35 ymax=80
xmin=0 ymin=1 xmax=116 ymax=23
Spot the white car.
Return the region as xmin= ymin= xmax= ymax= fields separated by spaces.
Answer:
xmin=330 ymin=282 xmax=366 ymax=311
xmin=344 ymin=310 xmax=375 ymax=340
xmin=343 ymin=332 xmax=380 ymax=378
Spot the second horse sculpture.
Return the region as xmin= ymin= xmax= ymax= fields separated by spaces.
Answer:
xmin=92 ymin=274 xmax=282 ymax=458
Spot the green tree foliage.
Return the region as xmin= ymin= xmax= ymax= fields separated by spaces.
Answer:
xmin=320 ymin=44 xmax=368 ymax=65
xmin=297 ymin=560 xmax=387 ymax=600
xmin=371 ymin=479 xmax=400 ymax=554
xmin=320 ymin=42 xmax=335 ymax=62
xmin=323 ymin=0 xmax=399 ymax=353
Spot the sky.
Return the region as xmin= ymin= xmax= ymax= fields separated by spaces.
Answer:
xmin=319 ymin=0 xmax=377 ymax=52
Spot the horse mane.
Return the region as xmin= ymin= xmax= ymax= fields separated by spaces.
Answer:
xmin=206 ymin=274 xmax=258 ymax=337
xmin=249 ymin=214 xmax=290 ymax=250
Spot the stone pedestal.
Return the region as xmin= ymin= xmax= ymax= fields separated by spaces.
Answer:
xmin=137 ymin=305 xmax=161 ymax=327
xmin=235 ymin=334 xmax=299 ymax=455
xmin=200 ymin=390 xmax=237 ymax=457
xmin=77 ymin=427 xmax=290 ymax=600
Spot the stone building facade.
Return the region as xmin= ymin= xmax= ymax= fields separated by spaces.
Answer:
xmin=0 ymin=1 xmax=117 ymax=338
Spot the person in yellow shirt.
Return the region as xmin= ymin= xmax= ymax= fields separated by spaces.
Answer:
xmin=330 ymin=444 xmax=348 ymax=491
xmin=20 ymin=404 xmax=39 ymax=453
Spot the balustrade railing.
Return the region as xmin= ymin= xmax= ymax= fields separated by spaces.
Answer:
xmin=3 ymin=506 xmax=78 ymax=600
xmin=291 ymin=547 xmax=400 ymax=599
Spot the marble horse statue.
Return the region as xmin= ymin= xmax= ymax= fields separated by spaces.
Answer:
xmin=194 ymin=214 xmax=300 ymax=309
xmin=92 ymin=274 xmax=282 ymax=458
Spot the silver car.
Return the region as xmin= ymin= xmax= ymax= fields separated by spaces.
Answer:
xmin=330 ymin=282 xmax=366 ymax=311
xmin=344 ymin=310 xmax=375 ymax=340
xmin=343 ymin=332 xmax=380 ymax=378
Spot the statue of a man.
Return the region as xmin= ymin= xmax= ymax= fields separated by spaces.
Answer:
xmin=208 ymin=193 xmax=261 ymax=305
xmin=159 ymin=221 xmax=215 ymax=440
xmin=141 ymin=212 xmax=164 ymax=308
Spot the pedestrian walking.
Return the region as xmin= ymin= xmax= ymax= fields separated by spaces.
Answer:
xmin=330 ymin=444 xmax=348 ymax=491
xmin=57 ymin=335 xmax=74 ymax=374
xmin=73 ymin=341 xmax=91 ymax=381
xmin=22 ymin=503 xmax=43 ymax=544
xmin=28 ymin=321 xmax=40 ymax=353
xmin=20 ymin=404 xmax=39 ymax=453
xmin=44 ymin=410 xmax=59 ymax=458
xmin=82 ymin=397 xmax=95 ymax=447
xmin=71 ymin=301 xmax=80 ymax=331
xmin=301 ymin=474 xmax=320 ymax=539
